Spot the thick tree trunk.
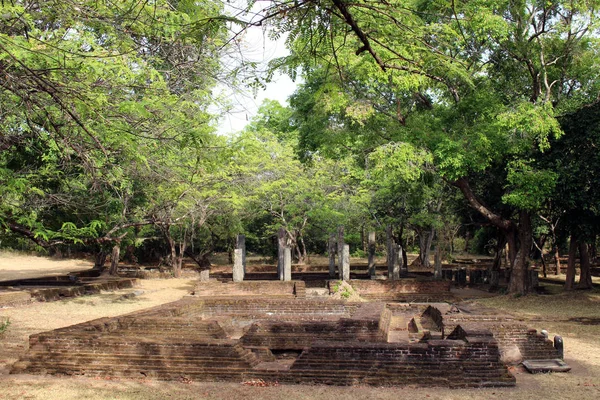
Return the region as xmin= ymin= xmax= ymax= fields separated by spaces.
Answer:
xmin=564 ymin=234 xmax=578 ymax=291
xmin=108 ymin=244 xmax=121 ymax=275
xmin=553 ymin=245 xmax=562 ymax=275
xmin=94 ymin=250 xmax=107 ymax=271
xmin=174 ymin=240 xmax=186 ymax=279
xmin=489 ymin=235 xmax=507 ymax=290
xmin=577 ymin=242 xmax=593 ymax=289
xmin=532 ymin=235 xmax=547 ymax=278
xmin=454 ymin=177 xmax=535 ymax=294
xmin=464 ymin=231 xmax=471 ymax=252
xmin=508 ymin=211 xmax=532 ymax=294
xmin=167 ymin=237 xmax=177 ymax=275
xmin=589 ymin=235 xmax=597 ymax=262
xmin=299 ymin=235 xmax=308 ymax=264
xmin=418 ymin=229 xmax=434 ymax=268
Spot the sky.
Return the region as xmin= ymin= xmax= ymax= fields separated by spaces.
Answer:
xmin=214 ymin=3 xmax=299 ymax=135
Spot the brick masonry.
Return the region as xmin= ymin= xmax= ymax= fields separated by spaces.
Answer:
xmin=11 ymin=294 xmax=523 ymax=387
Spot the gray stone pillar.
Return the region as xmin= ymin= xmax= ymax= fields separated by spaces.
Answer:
xmin=390 ymin=245 xmax=400 ymax=280
xmin=457 ymin=268 xmax=467 ymax=286
xmin=233 ymin=248 xmax=244 ymax=282
xmin=554 ymin=335 xmax=564 ymax=359
xmin=328 ymin=233 xmax=337 ymax=278
xmin=236 ymin=234 xmax=246 ymax=274
xmin=283 ymin=247 xmax=292 ymax=281
xmin=368 ymin=231 xmax=376 ymax=277
xmin=341 ymin=244 xmax=350 ymax=281
xmin=434 ymin=246 xmax=442 ymax=280
xmin=399 ymin=244 xmax=408 ymax=277
xmin=386 ymin=225 xmax=393 ymax=278
xmin=199 ymin=269 xmax=210 ymax=282
xmin=337 ymin=226 xmax=344 ymax=273
xmin=277 ymin=227 xmax=286 ymax=280
xmin=530 ymin=269 xmax=540 ymax=288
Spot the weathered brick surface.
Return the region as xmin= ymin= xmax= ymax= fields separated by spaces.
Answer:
xmin=195 ymin=281 xmax=305 ymax=298
xmin=350 ymin=280 xmax=453 ymax=302
xmin=12 ymin=293 xmax=517 ymax=387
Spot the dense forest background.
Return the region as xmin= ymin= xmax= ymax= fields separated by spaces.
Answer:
xmin=1 ymin=1 xmax=599 ymax=294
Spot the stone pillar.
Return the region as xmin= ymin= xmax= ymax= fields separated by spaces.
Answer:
xmin=283 ymin=247 xmax=292 ymax=281
xmin=233 ymin=248 xmax=244 ymax=282
xmin=337 ymin=226 xmax=344 ymax=273
xmin=399 ymin=244 xmax=408 ymax=278
xmin=341 ymin=244 xmax=350 ymax=281
xmin=199 ymin=269 xmax=210 ymax=282
xmin=236 ymin=234 xmax=246 ymax=274
xmin=368 ymin=231 xmax=376 ymax=277
xmin=554 ymin=335 xmax=564 ymax=359
xmin=328 ymin=233 xmax=337 ymax=278
xmin=386 ymin=225 xmax=394 ymax=278
xmin=277 ymin=227 xmax=286 ymax=280
xmin=457 ymin=268 xmax=467 ymax=286
xmin=434 ymin=246 xmax=442 ymax=280
xmin=530 ymin=269 xmax=539 ymax=288
xmin=390 ymin=245 xmax=401 ymax=280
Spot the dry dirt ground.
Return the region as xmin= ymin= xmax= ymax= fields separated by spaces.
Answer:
xmin=0 ymin=251 xmax=94 ymax=281
xmin=1 ymin=254 xmax=599 ymax=400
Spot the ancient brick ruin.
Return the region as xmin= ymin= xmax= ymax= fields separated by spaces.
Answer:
xmin=11 ymin=277 xmax=560 ymax=387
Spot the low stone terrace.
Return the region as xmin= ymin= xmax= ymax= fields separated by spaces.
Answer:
xmin=12 ymin=287 xmax=554 ymax=387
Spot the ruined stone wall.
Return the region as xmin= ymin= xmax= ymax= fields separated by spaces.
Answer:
xmin=194 ymin=281 xmax=305 ymax=298
xmin=444 ymin=314 xmax=559 ymax=361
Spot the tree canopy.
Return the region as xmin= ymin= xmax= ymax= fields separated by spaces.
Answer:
xmin=1 ymin=1 xmax=599 ymax=294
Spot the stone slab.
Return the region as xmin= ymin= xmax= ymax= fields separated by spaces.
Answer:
xmin=522 ymin=359 xmax=571 ymax=373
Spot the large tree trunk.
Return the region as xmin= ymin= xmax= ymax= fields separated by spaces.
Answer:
xmin=489 ymin=234 xmax=507 ymax=290
xmin=396 ymin=226 xmax=408 ymax=271
xmin=299 ymin=235 xmax=308 ymax=265
xmin=94 ymin=250 xmax=107 ymax=271
xmin=532 ymin=235 xmax=547 ymax=278
xmin=418 ymin=229 xmax=434 ymax=268
xmin=577 ymin=242 xmax=593 ymax=289
xmin=454 ymin=177 xmax=533 ymax=294
xmin=508 ymin=211 xmax=532 ymax=294
xmin=564 ymin=234 xmax=578 ymax=291
xmin=553 ymin=244 xmax=562 ymax=275
xmin=108 ymin=244 xmax=121 ymax=275
xmin=174 ymin=240 xmax=186 ymax=278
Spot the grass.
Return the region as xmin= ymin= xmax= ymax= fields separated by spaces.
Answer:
xmin=0 ymin=317 xmax=9 ymax=335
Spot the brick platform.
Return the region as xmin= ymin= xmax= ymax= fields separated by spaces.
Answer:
xmin=11 ymin=294 xmax=523 ymax=387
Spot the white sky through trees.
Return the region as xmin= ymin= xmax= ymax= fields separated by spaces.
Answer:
xmin=215 ymin=1 xmax=298 ymax=135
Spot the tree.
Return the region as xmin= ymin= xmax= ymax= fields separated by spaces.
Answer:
xmin=1 ymin=0 xmax=228 ymax=269
xmin=236 ymin=101 xmax=358 ymax=263
xmin=244 ymin=0 xmax=600 ymax=294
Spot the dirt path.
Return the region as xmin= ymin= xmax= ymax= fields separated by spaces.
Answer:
xmin=0 ymin=251 xmax=94 ymax=281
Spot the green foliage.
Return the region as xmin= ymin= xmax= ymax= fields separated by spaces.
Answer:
xmin=0 ymin=0 xmax=230 ymax=256
xmin=0 ymin=318 xmax=10 ymax=335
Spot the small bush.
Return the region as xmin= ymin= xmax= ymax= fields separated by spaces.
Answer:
xmin=0 ymin=318 xmax=10 ymax=335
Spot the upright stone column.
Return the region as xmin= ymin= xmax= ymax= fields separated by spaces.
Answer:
xmin=368 ymin=231 xmax=376 ymax=277
xmin=399 ymin=244 xmax=408 ymax=278
xmin=434 ymin=246 xmax=442 ymax=280
xmin=233 ymin=248 xmax=244 ymax=282
xmin=236 ymin=234 xmax=246 ymax=274
xmin=283 ymin=247 xmax=292 ymax=281
xmin=277 ymin=227 xmax=286 ymax=280
xmin=337 ymin=226 xmax=345 ymax=274
xmin=328 ymin=233 xmax=337 ymax=278
xmin=341 ymin=244 xmax=350 ymax=281
xmin=390 ymin=245 xmax=400 ymax=280
xmin=199 ymin=269 xmax=210 ymax=282
xmin=386 ymin=225 xmax=394 ymax=279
